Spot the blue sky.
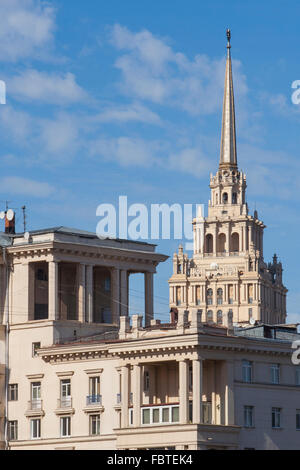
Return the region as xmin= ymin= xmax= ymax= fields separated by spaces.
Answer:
xmin=0 ymin=0 xmax=300 ymax=323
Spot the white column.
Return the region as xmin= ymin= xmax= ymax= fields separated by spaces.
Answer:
xmin=120 ymin=270 xmax=128 ymax=317
xmin=179 ymin=359 xmax=189 ymax=424
xmin=133 ymin=364 xmax=142 ymax=427
xmin=48 ymin=261 xmax=58 ymax=320
xmin=225 ymin=361 xmax=235 ymax=426
xmin=144 ymin=272 xmax=154 ymax=326
xmin=121 ymin=365 xmax=129 ymax=428
xmin=78 ymin=263 xmax=86 ymax=323
xmin=86 ymin=265 xmax=93 ymax=323
xmin=192 ymin=358 xmax=203 ymax=424
xmin=111 ymin=267 xmax=120 ymax=324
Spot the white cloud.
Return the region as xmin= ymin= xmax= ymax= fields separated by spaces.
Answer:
xmin=168 ymin=147 xmax=211 ymax=176
xmin=0 ymin=105 xmax=32 ymax=140
xmin=38 ymin=113 xmax=80 ymax=156
xmin=0 ymin=0 xmax=55 ymax=61
xmin=89 ymin=136 xmax=157 ymax=167
xmin=93 ymin=102 xmax=161 ymax=125
xmin=0 ymin=176 xmax=55 ymax=197
xmin=9 ymin=69 xmax=88 ymax=104
xmin=110 ymin=24 xmax=248 ymax=115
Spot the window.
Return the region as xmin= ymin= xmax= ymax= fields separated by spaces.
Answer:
xmin=8 ymin=421 xmax=18 ymax=441
xmin=60 ymin=416 xmax=71 ymax=437
xmin=271 ymin=364 xmax=280 ymax=384
xmin=296 ymin=367 xmax=300 ymax=386
xmin=104 ymin=277 xmax=111 ymax=291
xmin=244 ymin=406 xmax=254 ymax=428
xmin=217 ymin=288 xmax=223 ymax=305
xmin=60 ymin=379 xmax=71 ymax=407
xmin=248 ymin=284 xmax=253 ymax=304
xmin=207 ymin=310 xmax=213 ymax=324
xmin=228 ymin=284 xmax=233 ymax=304
xmin=176 ymin=287 xmax=181 ymax=306
xmin=141 ymin=405 xmax=179 ymax=425
xmin=242 ymin=360 xmax=252 ymax=383
xmin=189 ymin=366 xmax=193 ymax=392
xmin=177 ymin=264 xmax=182 ymax=274
xmin=90 ymin=414 xmax=100 ymax=436
xmin=196 ymin=286 xmax=201 ymax=306
xmin=222 ymin=192 xmax=228 ymax=204
xmin=32 ymin=342 xmax=41 ymax=358
xmin=296 ymin=410 xmax=300 ymax=430
xmin=144 ymin=371 xmax=150 ymax=393
xmin=89 ymin=376 xmax=100 ymax=403
xmin=8 ymin=384 xmax=18 ymax=401
xmin=272 ymin=408 xmax=281 ymax=429
xmin=31 ymin=382 xmax=41 ymax=400
xmin=36 ymin=268 xmax=48 ymax=281
xmin=207 ymin=288 xmax=213 ymax=305
xmin=217 ymin=310 xmax=223 ymax=325
xmin=248 ymin=308 xmax=253 ymax=321
xmin=30 ymin=419 xmax=41 ymax=439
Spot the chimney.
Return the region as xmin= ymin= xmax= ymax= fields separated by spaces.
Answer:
xmin=5 ymin=209 xmax=15 ymax=234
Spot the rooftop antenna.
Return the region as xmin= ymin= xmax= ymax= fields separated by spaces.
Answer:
xmin=22 ymin=205 xmax=27 ymax=233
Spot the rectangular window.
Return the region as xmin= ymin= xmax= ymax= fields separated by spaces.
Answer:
xmin=144 ymin=371 xmax=150 ymax=393
xmin=196 ymin=286 xmax=201 ymax=306
xmin=60 ymin=416 xmax=71 ymax=437
xmin=30 ymin=419 xmax=41 ymax=439
xmin=228 ymin=284 xmax=234 ymax=304
xmin=248 ymin=284 xmax=253 ymax=304
xmin=242 ymin=360 xmax=252 ymax=383
xmin=90 ymin=414 xmax=100 ymax=436
xmin=89 ymin=376 xmax=100 ymax=397
xmin=60 ymin=379 xmax=71 ymax=407
xmin=296 ymin=410 xmax=300 ymax=430
xmin=8 ymin=421 xmax=18 ymax=441
xmin=8 ymin=384 xmax=18 ymax=401
xmin=272 ymin=408 xmax=281 ymax=429
xmin=271 ymin=364 xmax=280 ymax=384
xmin=32 ymin=342 xmax=41 ymax=358
xmin=31 ymin=382 xmax=41 ymax=400
xmin=244 ymin=406 xmax=254 ymax=428
xmin=176 ymin=287 xmax=181 ymax=306
xmin=248 ymin=308 xmax=253 ymax=321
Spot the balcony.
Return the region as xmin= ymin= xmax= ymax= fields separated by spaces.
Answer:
xmin=55 ymin=396 xmax=75 ymax=415
xmin=83 ymin=394 xmax=104 ymax=414
xmin=25 ymin=399 xmax=45 ymax=417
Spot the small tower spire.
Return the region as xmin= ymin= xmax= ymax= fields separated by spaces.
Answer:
xmin=219 ymin=28 xmax=237 ymax=170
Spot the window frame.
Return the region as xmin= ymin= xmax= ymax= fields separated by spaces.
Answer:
xmin=272 ymin=407 xmax=281 ymax=429
xmin=60 ymin=416 xmax=71 ymax=438
xmin=8 ymin=384 xmax=18 ymax=401
xmin=242 ymin=360 xmax=252 ymax=383
xmin=30 ymin=418 xmax=41 ymax=440
xmin=89 ymin=414 xmax=100 ymax=436
xmin=244 ymin=405 xmax=254 ymax=428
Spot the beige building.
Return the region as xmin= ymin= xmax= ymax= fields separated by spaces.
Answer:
xmin=0 ymin=30 xmax=299 ymax=451
xmin=169 ymin=30 xmax=287 ymax=327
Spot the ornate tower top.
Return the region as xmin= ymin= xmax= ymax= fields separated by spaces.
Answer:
xmin=219 ymin=28 xmax=237 ymax=170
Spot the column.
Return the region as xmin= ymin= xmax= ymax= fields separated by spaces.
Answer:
xmin=133 ymin=364 xmax=142 ymax=427
xmin=111 ymin=267 xmax=120 ymax=324
xmin=28 ymin=263 xmax=35 ymax=321
xmin=86 ymin=265 xmax=93 ymax=323
xmin=213 ymin=225 xmax=217 ymax=256
xmin=121 ymin=364 xmax=129 ymax=428
xmin=179 ymin=359 xmax=189 ymax=424
xmin=48 ymin=261 xmax=58 ymax=320
xmin=144 ymin=272 xmax=154 ymax=326
xmin=78 ymin=263 xmax=86 ymax=323
xmin=120 ymin=270 xmax=128 ymax=317
xmin=192 ymin=358 xmax=203 ymax=424
xmin=211 ymin=361 xmax=216 ymax=425
xmin=225 ymin=361 xmax=235 ymax=426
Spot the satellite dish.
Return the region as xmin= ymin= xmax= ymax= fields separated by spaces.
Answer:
xmin=24 ymin=232 xmax=30 ymax=241
xmin=0 ymin=211 xmax=5 ymax=220
xmin=6 ymin=209 xmax=14 ymax=221
xmin=250 ymin=317 xmax=255 ymax=325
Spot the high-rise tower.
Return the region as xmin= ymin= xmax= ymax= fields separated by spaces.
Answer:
xmin=169 ymin=30 xmax=287 ymax=326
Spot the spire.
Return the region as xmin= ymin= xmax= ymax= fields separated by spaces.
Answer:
xmin=219 ymin=29 xmax=237 ymax=170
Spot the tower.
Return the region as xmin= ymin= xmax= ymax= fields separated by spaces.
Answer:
xmin=169 ymin=30 xmax=288 ymax=326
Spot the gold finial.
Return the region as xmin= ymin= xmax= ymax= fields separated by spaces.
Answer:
xmin=226 ymin=28 xmax=231 ymax=49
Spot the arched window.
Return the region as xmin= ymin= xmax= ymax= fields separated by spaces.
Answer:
xmin=217 ymin=288 xmax=223 ymax=305
xmin=217 ymin=310 xmax=223 ymax=325
xmin=207 ymin=310 xmax=213 ymax=324
xmin=206 ymin=234 xmax=213 ymax=254
xmin=207 ymin=288 xmax=213 ymax=305
xmin=222 ymin=193 xmax=228 ymax=204
xmin=231 ymin=232 xmax=239 ymax=252
xmin=217 ymin=233 xmax=226 ymax=253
